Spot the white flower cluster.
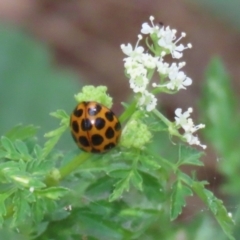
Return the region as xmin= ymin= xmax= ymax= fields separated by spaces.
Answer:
xmin=175 ymin=108 xmax=206 ymax=149
xmin=121 ymin=16 xmax=192 ymax=112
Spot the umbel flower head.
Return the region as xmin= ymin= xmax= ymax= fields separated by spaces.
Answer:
xmin=121 ymin=16 xmax=192 ymax=113
xmin=120 ymin=16 xmax=206 ymax=149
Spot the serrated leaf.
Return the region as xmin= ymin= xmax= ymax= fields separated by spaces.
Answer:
xmin=33 ymin=144 xmax=42 ymax=158
xmin=177 ymin=145 xmax=204 ymax=166
xmin=42 ymin=125 xmax=68 ymax=159
xmin=178 ymin=171 xmax=195 ymax=186
xmin=1 ymin=136 xmax=16 ymax=153
xmin=141 ymin=171 xmax=165 ymax=202
xmin=0 ymin=192 xmax=11 ymax=226
xmin=192 ymin=181 xmax=235 ymax=240
xmin=109 ymin=176 xmax=130 ymax=202
xmin=50 ymin=110 xmax=69 ymax=125
xmin=32 ymin=198 xmax=46 ymax=223
xmin=26 ymin=159 xmax=53 ymax=176
xmin=131 ymin=169 xmax=143 ymax=191
xmin=108 ymin=169 xmax=130 ymax=178
xmin=170 ymin=181 xmax=193 ymax=220
xmin=14 ymin=140 xmax=32 ymax=162
xmin=85 ymin=176 xmax=116 ymax=200
xmin=140 ymin=155 xmax=161 ymax=170
xmin=177 ymin=145 xmax=204 ymax=167
xmin=72 ymin=209 xmax=131 ymax=239
xmin=9 ymin=172 xmax=45 ymax=189
xmin=14 ymin=140 xmax=29 ymax=156
xmin=36 ymin=187 xmax=69 ymax=200
xmin=4 ymin=125 xmax=38 ymax=142
xmin=12 ymin=191 xmax=31 ymax=227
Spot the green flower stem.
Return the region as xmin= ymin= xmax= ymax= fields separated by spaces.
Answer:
xmin=119 ymin=100 xmax=137 ymax=123
xmin=59 ymin=152 xmax=91 ymax=180
xmin=152 ymin=109 xmax=182 ymax=138
xmin=152 ymin=109 xmax=172 ymax=126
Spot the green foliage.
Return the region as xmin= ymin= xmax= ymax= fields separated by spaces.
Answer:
xmin=199 ymin=57 xmax=240 ymax=239
xmin=200 ymin=58 xmax=240 ymax=193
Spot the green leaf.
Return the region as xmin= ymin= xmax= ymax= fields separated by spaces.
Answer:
xmin=14 ymin=140 xmax=29 ymax=156
xmin=1 ymin=136 xmax=16 ymax=153
xmin=14 ymin=140 xmax=33 ymax=162
xmin=108 ymin=169 xmax=130 ymax=178
xmin=176 ymin=145 xmax=204 ymax=167
xmin=109 ymin=176 xmax=131 ymax=202
xmin=131 ymin=169 xmax=143 ymax=191
xmin=50 ymin=109 xmax=69 ymax=125
xmin=192 ymin=181 xmax=235 ymax=240
xmin=85 ymin=176 xmax=116 ymax=200
xmin=140 ymin=155 xmax=161 ymax=170
xmin=0 ymin=192 xmax=11 ymax=226
xmin=32 ymin=198 xmax=46 ymax=223
xmin=141 ymin=171 xmax=165 ymax=203
xmin=199 ymin=58 xmax=240 ymax=177
xmin=0 ymin=183 xmax=15 ymax=193
xmin=4 ymin=125 xmax=38 ymax=142
xmin=12 ymin=191 xmax=31 ymax=227
xmin=9 ymin=171 xmax=45 ymax=189
xmin=36 ymin=187 xmax=69 ymax=200
xmin=170 ymin=181 xmax=193 ymax=220
xmin=42 ymin=124 xmax=68 ymax=159
xmin=76 ymin=210 xmax=131 ymax=239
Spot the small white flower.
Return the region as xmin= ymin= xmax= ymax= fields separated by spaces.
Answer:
xmin=121 ymin=43 xmax=144 ymax=61
xmin=167 ymin=71 xmax=192 ymax=90
xmin=183 ymin=132 xmax=207 ymax=149
xmin=141 ymin=53 xmax=158 ymax=69
xmin=29 ymin=187 xmax=34 ymax=193
xmin=130 ymin=74 xmax=149 ymax=93
xmin=124 ymin=59 xmax=147 ymax=78
xmin=156 ymin=59 xmax=169 ymax=75
xmin=141 ymin=16 xmax=159 ymax=35
xmin=175 ymin=108 xmax=206 ymax=149
xmin=138 ymin=91 xmax=157 ymax=111
xmin=157 ymin=27 xmax=191 ymax=59
xmin=160 ymin=62 xmax=192 ymax=91
xmin=175 ymin=108 xmax=193 ymax=129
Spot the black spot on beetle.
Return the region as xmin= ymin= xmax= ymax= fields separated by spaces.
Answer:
xmin=114 ymin=122 xmax=121 ymax=131
xmin=91 ymin=134 xmax=104 ymax=146
xmin=105 ymin=127 xmax=114 ymax=139
xmin=81 ymin=119 xmax=92 ymax=131
xmin=72 ymin=121 xmax=79 ymax=133
xmin=95 ymin=117 xmax=106 ymax=130
xmin=73 ymin=108 xmax=83 ymax=117
xmin=79 ymin=136 xmax=90 ymax=147
xmin=105 ymin=111 xmax=114 ymax=121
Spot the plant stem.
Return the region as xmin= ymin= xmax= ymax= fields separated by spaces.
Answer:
xmin=152 ymin=109 xmax=172 ymax=126
xmin=59 ymin=152 xmax=91 ymax=180
xmin=119 ymin=100 xmax=137 ymax=123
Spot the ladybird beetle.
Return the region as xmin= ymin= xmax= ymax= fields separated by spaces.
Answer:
xmin=70 ymin=101 xmax=121 ymax=153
